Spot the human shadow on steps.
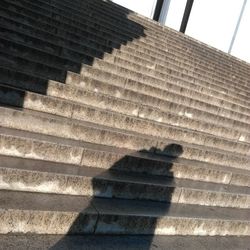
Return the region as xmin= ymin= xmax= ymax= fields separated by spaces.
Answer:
xmin=50 ymin=143 xmax=183 ymax=250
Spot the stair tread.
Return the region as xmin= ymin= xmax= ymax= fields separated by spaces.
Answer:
xmin=1 ymin=190 xmax=250 ymax=221
xmin=1 ymin=0 xmax=250 ymax=95
xmin=0 ymin=234 xmax=249 ymax=250
xmin=1 ymin=0 xmax=250 ymax=238
xmin=2 ymin=106 xmax=250 ymax=161
xmin=1 ymin=155 xmax=250 ymax=195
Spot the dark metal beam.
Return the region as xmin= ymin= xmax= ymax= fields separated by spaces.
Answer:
xmin=180 ymin=0 xmax=194 ymax=33
xmin=153 ymin=0 xmax=164 ymax=21
xmin=228 ymin=0 xmax=248 ymax=53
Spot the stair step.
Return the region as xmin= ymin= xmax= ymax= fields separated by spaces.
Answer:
xmin=1 ymin=86 xmax=250 ymax=158
xmin=1 ymin=67 xmax=250 ymax=142
xmin=19 ymin=0 xmax=250 ymax=82
xmin=80 ymin=68 xmax=250 ymax=124
xmin=1 ymin=156 xmax=250 ymax=208
xmin=22 ymin=0 xmax=250 ymax=83
xmin=1 ymin=106 xmax=250 ymax=165
xmin=84 ymin=59 xmax=250 ymax=115
xmin=1 ymin=129 xmax=250 ymax=187
xmin=2 ymin=64 xmax=250 ymax=137
xmin=0 ymin=117 xmax=249 ymax=172
xmin=1 ymin=0 xmax=250 ymax=240
xmin=1 ymin=234 xmax=249 ymax=250
xmin=1 ymin=84 xmax=249 ymax=146
xmin=1 ymin=0 xmax=250 ymax=95
xmin=1 ymin=36 xmax=249 ymax=122
xmin=1 ymin=19 xmax=249 ymax=108
xmin=0 ymin=11 xmax=247 ymax=104
xmin=102 ymin=53 xmax=250 ymax=108
xmin=1 ymin=190 xmax=250 ymax=235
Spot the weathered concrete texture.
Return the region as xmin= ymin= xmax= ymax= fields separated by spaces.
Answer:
xmin=1 ymin=190 xmax=250 ymax=236
xmin=1 ymin=107 xmax=250 ymax=171
xmin=2 ymin=165 xmax=250 ymax=208
xmin=1 ymin=0 xmax=250 ymax=243
xmin=1 ymin=235 xmax=250 ymax=250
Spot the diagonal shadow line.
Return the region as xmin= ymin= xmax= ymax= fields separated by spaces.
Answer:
xmin=0 ymin=0 xmax=146 ymax=105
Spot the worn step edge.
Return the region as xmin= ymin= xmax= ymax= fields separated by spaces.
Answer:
xmin=0 ymin=128 xmax=250 ymax=186
xmin=1 ymin=35 xmax=249 ymax=113
xmin=1 ymin=85 xmax=250 ymax=157
xmin=0 ymin=111 xmax=249 ymax=171
xmin=1 ymin=66 xmax=250 ymax=137
xmin=2 ymin=0 xmax=250 ymax=92
xmin=1 ymin=10 xmax=250 ymax=100
xmin=1 ymin=190 xmax=250 ymax=235
xmin=1 ymin=105 xmax=250 ymax=164
xmin=80 ymin=68 xmax=250 ymax=124
xmin=18 ymin=0 xmax=250 ymax=83
xmin=1 ymin=21 xmax=249 ymax=108
xmin=2 ymin=40 xmax=249 ymax=120
xmin=1 ymin=158 xmax=250 ymax=208
xmin=87 ymin=58 xmax=250 ymax=115
xmin=2 ymin=83 xmax=250 ymax=147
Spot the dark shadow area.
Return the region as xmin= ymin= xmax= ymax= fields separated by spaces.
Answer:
xmin=0 ymin=0 xmax=145 ymax=107
xmin=50 ymin=144 xmax=183 ymax=250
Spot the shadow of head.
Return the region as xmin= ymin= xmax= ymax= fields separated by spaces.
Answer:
xmin=162 ymin=143 xmax=184 ymax=158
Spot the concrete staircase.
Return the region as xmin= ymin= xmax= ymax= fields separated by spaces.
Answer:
xmin=0 ymin=0 xmax=250 ymax=248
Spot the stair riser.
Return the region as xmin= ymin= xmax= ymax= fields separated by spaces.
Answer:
xmin=0 ymin=37 xmax=83 ymax=73
xmin=80 ymin=69 xmax=250 ymax=124
xmin=2 ymin=8 xmax=250 ymax=104
xmin=0 ymin=51 xmax=67 ymax=83
xmin=69 ymin=74 xmax=250 ymax=135
xmin=1 ymin=86 xmax=250 ymax=156
xmin=102 ymin=54 xmax=250 ymax=109
xmin=13 ymin=0 xmax=250 ymax=83
xmin=1 ymin=67 xmax=249 ymax=139
xmin=1 ymin=167 xmax=250 ymax=208
xmin=0 ymin=134 xmax=249 ymax=186
xmin=2 ymin=0 xmax=250 ymax=92
xmin=119 ymin=45 xmax=250 ymax=99
xmin=0 ymin=134 xmax=83 ymax=165
xmin=95 ymin=216 xmax=250 ymax=235
xmin=88 ymin=59 xmax=250 ymax=116
xmin=0 ymin=18 xmax=107 ymax=62
xmin=0 ymin=30 xmax=249 ymax=114
xmin=0 ymin=209 xmax=97 ymax=234
xmin=1 ymin=208 xmax=250 ymax=235
xmin=0 ymin=110 xmax=249 ymax=170
xmin=2 ymin=15 xmax=248 ymax=107
xmin=128 ymin=13 xmax=250 ymax=77
xmin=80 ymin=149 xmax=250 ymax=187
xmin=71 ymin=0 xmax=250 ymax=76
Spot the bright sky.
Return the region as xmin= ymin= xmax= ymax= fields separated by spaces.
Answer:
xmin=112 ymin=0 xmax=250 ymax=64
xmin=112 ymin=0 xmax=157 ymax=17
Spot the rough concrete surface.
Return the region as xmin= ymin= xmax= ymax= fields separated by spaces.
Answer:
xmin=0 ymin=235 xmax=249 ymax=250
